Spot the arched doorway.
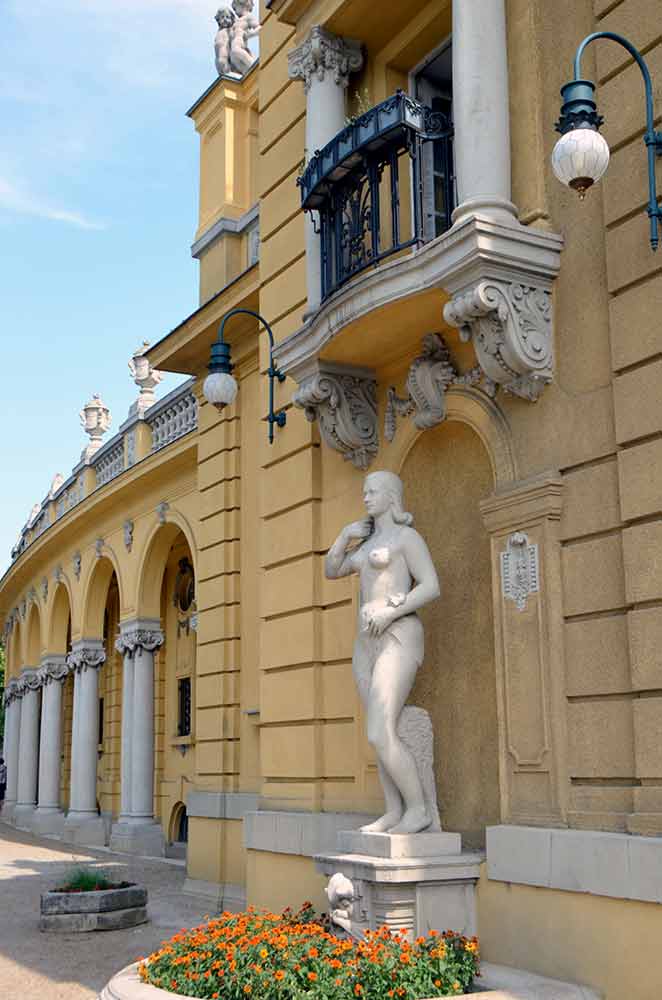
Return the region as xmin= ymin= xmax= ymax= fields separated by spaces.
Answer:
xmin=402 ymin=419 xmax=499 ymax=846
xmin=168 ymin=801 xmax=188 ymax=860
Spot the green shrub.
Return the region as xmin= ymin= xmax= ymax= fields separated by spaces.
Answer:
xmin=57 ymin=866 xmax=114 ymax=892
xmin=138 ymin=904 xmax=479 ymax=998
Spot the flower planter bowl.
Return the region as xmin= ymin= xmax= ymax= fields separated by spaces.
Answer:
xmin=99 ymin=962 xmax=601 ymax=1000
xmin=40 ymin=885 xmax=148 ymax=933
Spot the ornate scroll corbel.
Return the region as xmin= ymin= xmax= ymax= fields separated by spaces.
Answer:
xmin=443 ymin=280 xmax=553 ymax=401
xmin=385 ymin=333 xmax=484 ymax=442
xmin=293 ymin=366 xmax=379 ymax=470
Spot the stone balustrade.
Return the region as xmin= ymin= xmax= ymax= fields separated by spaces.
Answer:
xmin=10 ymin=379 xmax=197 ymax=564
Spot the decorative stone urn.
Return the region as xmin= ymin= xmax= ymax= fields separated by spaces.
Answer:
xmin=40 ymin=884 xmax=148 ymax=933
xmin=99 ymin=962 xmax=600 ymax=999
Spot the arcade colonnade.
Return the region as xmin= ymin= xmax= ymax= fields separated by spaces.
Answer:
xmin=3 ymin=624 xmax=165 ymax=852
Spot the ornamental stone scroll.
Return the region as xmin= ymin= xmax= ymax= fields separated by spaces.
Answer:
xmin=288 ymin=26 xmax=363 ymax=94
xmin=443 ymin=279 xmax=553 ymax=401
xmin=293 ymin=365 xmax=379 ymax=470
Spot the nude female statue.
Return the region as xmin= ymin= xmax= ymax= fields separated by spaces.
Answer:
xmin=325 ymin=471 xmax=440 ymax=835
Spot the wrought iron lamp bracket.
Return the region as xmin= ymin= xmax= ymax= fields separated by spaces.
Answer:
xmin=558 ymin=31 xmax=662 ymax=249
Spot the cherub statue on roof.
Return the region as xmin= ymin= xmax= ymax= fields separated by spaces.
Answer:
xmin=214 ymin=2 xmax=260 ymax=78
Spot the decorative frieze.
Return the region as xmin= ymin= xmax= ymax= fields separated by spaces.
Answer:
xmin=443 ymin=280 xmax=553 ymax=402
xmin=385 ymin=334 xmax=485 ymax=442
xmin=293 ymin=364 xmax=378 ymax=470
xmin=288 ymin=26 xmax=363 ymax=94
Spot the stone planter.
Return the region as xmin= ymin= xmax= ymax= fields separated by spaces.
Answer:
xmin=99 ymin=962 xmax=602 ymax=1000
xmin=40 ymin=885 xmax=148 ymax=933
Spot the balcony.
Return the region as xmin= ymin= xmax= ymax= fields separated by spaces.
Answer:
xmin=298 ymin=91 xmax=454 ymax=306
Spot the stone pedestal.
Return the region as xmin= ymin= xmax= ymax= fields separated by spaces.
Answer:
xmin=316 ymin=830 xmax=481 ymax=941
xmin=62 ymin=814 xmax=107 ymax=848
xmin=109 ymin=820 xmax=165 ymax=858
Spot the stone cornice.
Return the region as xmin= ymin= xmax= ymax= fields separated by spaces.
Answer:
xmin=480 ymin=471 xmax=564 ymax=534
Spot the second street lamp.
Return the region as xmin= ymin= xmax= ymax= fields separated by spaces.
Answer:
xmin=551 ymin=31 xmax=662 ymax=250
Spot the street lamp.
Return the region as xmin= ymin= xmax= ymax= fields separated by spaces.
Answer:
xmin=203 ymin=308 xmax=287 ymax=444
xmin=552 ymin=31 xmax=662 ymax=249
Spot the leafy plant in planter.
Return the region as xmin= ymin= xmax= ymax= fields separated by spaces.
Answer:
xmin=138 ymin=903 xmax=479 ymax=998
xmin=55 ymin=866 xmax=132 ymax=893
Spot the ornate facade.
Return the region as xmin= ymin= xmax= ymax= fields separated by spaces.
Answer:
xmin=2 ymin=1 xmax=662 ymax=997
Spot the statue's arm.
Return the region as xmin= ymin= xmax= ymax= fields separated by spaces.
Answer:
xmin=394 ymin=530 xmax=440 ymax=617
xmin=325 ymin=520 xmax=370 ymax=579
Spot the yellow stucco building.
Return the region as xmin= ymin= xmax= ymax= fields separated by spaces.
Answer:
xmin=2 ymin=1 xmax=662 ymax=997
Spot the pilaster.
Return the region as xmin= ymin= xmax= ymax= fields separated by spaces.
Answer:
xmin=480 ymin=473 xmax=568 ymax=827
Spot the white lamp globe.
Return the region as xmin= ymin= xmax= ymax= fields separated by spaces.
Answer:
xmin=203 ymin=371 xmax=239 ymax=411
xmin=551 ymin=127 xmax=610 ymax=199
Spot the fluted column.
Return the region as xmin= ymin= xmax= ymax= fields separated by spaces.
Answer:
xmin=289 ymin=27 xmax=363 ymax=314
xmin=110 ymin=620 xmax=165 ymax=857
xmin=451 ymin=0 xmax=517 ymax=225
xmin=32 ymin=657 xmax=69 ymax=835
xmin=2 ymin=681 xmax=22 ymax=821
xmin=14 ymin=671 xmax=42 ymax=828
xmin=63 ymin=641 xmax=107 ymax=847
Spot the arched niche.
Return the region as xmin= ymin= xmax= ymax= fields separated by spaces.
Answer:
xmin=25 ymin=601 xmax=42 ymax=668
xmin=81 ymin=555 xmax=122 ymax=639
xmin=136 ymin=516 xmax=197 ymax=622
xmin=47 ymin=582 xmax=72 ymax=655
xmin=400 ymin=416 xmax=500 ymax=846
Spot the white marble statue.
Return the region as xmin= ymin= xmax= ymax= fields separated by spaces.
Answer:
xmin=214 ymin=2 xmax=260 ymax=78
xmin=325 ymin=471 xmax=441 ymax=835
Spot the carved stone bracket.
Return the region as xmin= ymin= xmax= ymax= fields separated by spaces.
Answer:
xmin=66 ymin=646 xmax=106 ymax=674
xmin=385 ymin=333 xmax=486 ymax=442
xmin=293 ymin=364 xmax=378 ymax=470
xmin=288 ymin=26 xmax=363 ymax=94
xmin=443 ymin=280 xmax=553 ymax=401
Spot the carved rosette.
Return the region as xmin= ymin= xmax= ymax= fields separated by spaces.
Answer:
xmin=39 ymin=660 xmax=70 ymax=686
xmin=443 ymin=280 xmax=553 ymax=401
xmin=66 ymin=647 xmax=106 ymax=674
xmin=116 ymin=627 xmax=165 ymax=657
xmin=293 ymin=370 xmax=378 ymax=470
xmin=288 ymin=26 xmax=363 ymax=94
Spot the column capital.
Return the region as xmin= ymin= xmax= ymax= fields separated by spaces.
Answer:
xmin=3 ymin=678 xmax=22 ymax=705
xmin=288 ymin=26 xmax=363 ymax=93
xmin=20 ymin=669 xmax=43 ymax=693
xmin=39 ymin=656 xmax=70 ymax=686
xmin=116 ymin=618 xmax=164 ymax=655
xmin=66 ymin=641 xmax=106 ymax=674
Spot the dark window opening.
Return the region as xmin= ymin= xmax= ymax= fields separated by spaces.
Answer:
xmin=414 ymin=41 xmax=455 ymax=239
xmin=178 ymin=678 xmax=192 ymax=737
xmin=176 ymin=807 xmax=189 ymax=843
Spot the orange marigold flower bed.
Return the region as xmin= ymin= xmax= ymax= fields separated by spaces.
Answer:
xmin=138 ymin=903 xmax=479 ymax=998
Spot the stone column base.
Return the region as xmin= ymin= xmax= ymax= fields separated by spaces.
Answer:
xmin=316 ymin=829 xmax=481 ymax=940
xmin=31 ymin=808 xmax=66 ymax=838
xmin=0 ymin=802 xmax=17 ymax=825
xmin=62 ymin=812 xmax=107 ymax=848
xmin=109 ymin=821 xmax=165 ymax=858
xmin=13 ymin=804 xmax=37 ymax=831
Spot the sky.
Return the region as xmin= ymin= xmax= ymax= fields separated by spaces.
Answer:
xmin=0 ymin=1 xmax=256 ymax=572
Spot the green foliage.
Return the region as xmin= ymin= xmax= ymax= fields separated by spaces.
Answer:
xmin=139 ymin=904 xmax=479 ymax=998
xmin=57 ymin=866 xmax=114 ymax=892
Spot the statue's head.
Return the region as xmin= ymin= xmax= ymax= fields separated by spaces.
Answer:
xmin=215 ymin=7 xmax=235 ymax=28
xmin=231 ymin=0 xmax=253 ymax=14
xmin=363 ymin=470 xmax=413 ymax=526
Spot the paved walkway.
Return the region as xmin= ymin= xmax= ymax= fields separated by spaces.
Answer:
xmin=0 ymin=821 xmax=211 ymax=999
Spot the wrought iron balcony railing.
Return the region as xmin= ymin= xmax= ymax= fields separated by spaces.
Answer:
xmin=298 ymin=91 xmax=454 ymax=305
